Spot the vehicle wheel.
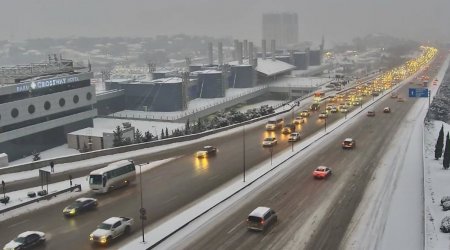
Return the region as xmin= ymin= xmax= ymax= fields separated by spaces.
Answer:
xmin=125 ymin=226 xmax=131 ymax=234
xmin=107 ymin=236 xmax=112 ymax=245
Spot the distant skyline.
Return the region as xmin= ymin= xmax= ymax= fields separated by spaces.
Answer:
xmin=1 ymin=0 xmax=449 ymax=46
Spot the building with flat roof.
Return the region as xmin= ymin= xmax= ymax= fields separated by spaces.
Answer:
xmin=0 ymin=58 xmax=96 ymax=161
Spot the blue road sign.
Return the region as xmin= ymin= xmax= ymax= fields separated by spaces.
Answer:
xmin=409 ymin=88 xmax=429 ymax=98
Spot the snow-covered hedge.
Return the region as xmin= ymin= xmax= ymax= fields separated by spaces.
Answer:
xmin=440 ymin=216 xmax=450 ymax=233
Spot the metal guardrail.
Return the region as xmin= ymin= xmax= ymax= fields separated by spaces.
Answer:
xmin=0 ymin=184 xmax=82 ymax=214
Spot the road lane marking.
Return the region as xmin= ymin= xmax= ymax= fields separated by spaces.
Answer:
xmin=8 ymin=219 xmax=29 ymax=228
xmin=227 ymin=221 xmax=244 ymax=234
xmin=209 ymin=175 xmax=219 ymax=181
xmin=162 ymin=196 xmax=178 ymax=205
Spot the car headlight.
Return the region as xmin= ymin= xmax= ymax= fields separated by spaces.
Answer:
xmin=89 ymin=234 xmax=94 ymax=240
xmin=70 ymin=209 xmax=76 ymax=215
xmin=100 ymin=236 xmax=108 ymax=244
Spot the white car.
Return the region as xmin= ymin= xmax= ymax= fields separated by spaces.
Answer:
xmin=318 ymin=112 xmax=328 ymax=119
xmin=4 ymin=231 xmax=46 ymax=250
xmin=288 ymin=132 xmax=301 ymax=142
xmin=90 ymin=217 xmax=134 ymax=245
xmin=262 ymin=137 xmax=277 ymax=147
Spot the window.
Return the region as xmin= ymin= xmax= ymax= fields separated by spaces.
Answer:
xmin=73 ymin=95 xmax=79 ymax=104
xmin=89 ymin=175 xmax=102 ymax=185
xmin=44 ymin=101 xmax=51 ymax=110
xmin=113 ymin=221 xmax=121 ymax=228
xmin=59 ymin=98 xmax=66 ymax=107
xmin=86 ymin=92 xmax=92 ymax=100
xmin=28 ymin=105 xmax=35 ymax=114
xmin=11 ymin=108 xmax=19 ymax=118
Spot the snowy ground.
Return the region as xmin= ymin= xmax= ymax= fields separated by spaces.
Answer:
xmin=341 ymin=54 xmax=450 ymax=250
xmin=424 ymin=120 xmax=450 ymax=250
xmin=0 ymin=159 xmax=174 ymax=222
xmin=7 ymin=100 xmax=287 ymax=167
xmin=110 ymin=86 xmax=267 ymax=121
xmin=109 ymin=76 xmax=330 ymax=121
xmin=235 ymin=100 xmax=285 ymax=113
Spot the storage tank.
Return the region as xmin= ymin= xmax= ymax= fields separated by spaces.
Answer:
xmin=293 ymin=52 xmax=309 ymax=70
xmin=229 ymin=65 xmax=255 ymax=88
xmin=309 ymin=50 xmax=322 ymax=66
xmin=150 ymin=77 xmax=187 ymax=111
xmin=197 ymin=70 xmax=225 ymax=98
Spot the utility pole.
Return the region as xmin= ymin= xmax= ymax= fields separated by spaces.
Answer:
xmin=243 ymin=125 xmax=246 ymax=182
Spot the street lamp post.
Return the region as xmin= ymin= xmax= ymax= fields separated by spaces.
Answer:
xmin=324 ymin=117 xmax=327 ymax=132
xmin=269 ymin=147 xmax=273 ymax=165
xmin=243 ymin=125 xmax=246 ymax=182
xmin=139 ymin=165 xmax=146 ymax=243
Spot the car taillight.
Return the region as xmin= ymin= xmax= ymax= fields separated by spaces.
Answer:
xmin=260 ymin=220 xmax=265 ymax=225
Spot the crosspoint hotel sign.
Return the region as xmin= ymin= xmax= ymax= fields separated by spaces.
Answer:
xmin=15 ymin=73 xmax=91 ymax=93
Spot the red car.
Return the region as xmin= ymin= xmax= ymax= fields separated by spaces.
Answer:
xmin=313 ymin=166 xmax=332 ymax=179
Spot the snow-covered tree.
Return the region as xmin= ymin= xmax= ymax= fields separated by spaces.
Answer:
xmin=444 ymin=132 xmax=450 ymax=170
xmin=113 ymin=126 xmax=124 ymax=147
xmin=134 ymin=129 xmax=143 ymax=143
xmin=435 ymin=124 xmax=444 ymax=160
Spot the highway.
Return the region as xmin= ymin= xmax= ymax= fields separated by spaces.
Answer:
xmin=0 ymin=48 xmax=438 ymax=249
xmin=0 ymin=83 xmax=372 ymax=249
xmin=170 ymin=56 xmax=444 ymax=250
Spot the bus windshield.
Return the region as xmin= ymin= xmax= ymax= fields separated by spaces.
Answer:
xmin=89 ymin=175 xmax=103 ymax=185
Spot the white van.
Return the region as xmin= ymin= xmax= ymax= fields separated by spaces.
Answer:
xmin=265 ymin=118 xmax=284 ymax=131
xmin=247 ymin=207 xmax=278 ymax=231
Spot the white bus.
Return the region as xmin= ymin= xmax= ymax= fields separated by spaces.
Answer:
xmin=89 ymin=160 xmax=136 ymax=193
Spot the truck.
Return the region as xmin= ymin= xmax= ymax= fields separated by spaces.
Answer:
xmin=89 ymin=217 xmax=134 ymax=245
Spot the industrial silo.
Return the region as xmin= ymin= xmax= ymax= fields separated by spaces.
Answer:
xmin=229 ymin=65 xmax=255 ymax=88
xmin=309 ymin=50 xmax=322 ymax=66
xmin=197 ymin=70 xmax=225 ymax=98
xmin=150 ymin=77 xmax=187 ymax=111
xmin=293 ymin=52 xmax=309 ymax=70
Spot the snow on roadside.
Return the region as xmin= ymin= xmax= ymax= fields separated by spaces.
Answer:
xmin=424 ymin=120 xmax=450 ymax=250
xmin=341 ymin=54 xmax=450 ymax=250
xmin=0 ymin=158 xmax=174 ymax=222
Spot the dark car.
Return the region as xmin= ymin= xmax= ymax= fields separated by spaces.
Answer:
xmin=195 ymin=146 xmax=217 ymax=158
xmin=63 ymin=197 xmax=98 ymax=216
xmin=281 ymin=124 xmax=296 ymax=134
xmin=310 ymin=103 xmax=320 ymax=111
xmin=3 ymin=231 xmax=46 ymax=250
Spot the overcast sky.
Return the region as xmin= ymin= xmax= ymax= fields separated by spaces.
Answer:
xmin=1 ymin=0 xmax=449 ymax=45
